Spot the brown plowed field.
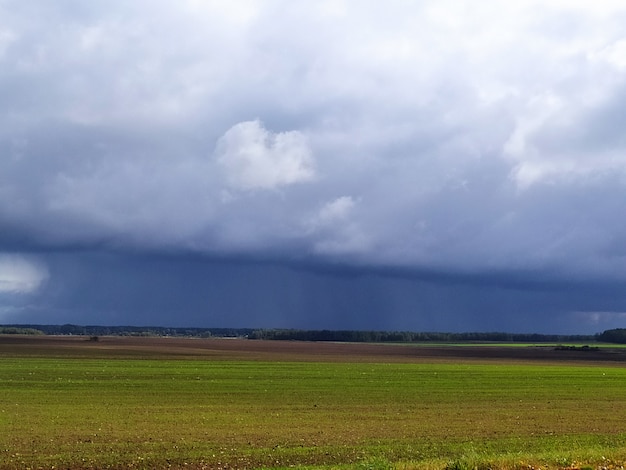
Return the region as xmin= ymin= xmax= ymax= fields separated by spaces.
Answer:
xmin=1 ymin=334 xmax=625 ymax=364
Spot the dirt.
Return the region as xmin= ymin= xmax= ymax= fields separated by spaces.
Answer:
xmin=1 ymin=334 xmax=625 ymax=364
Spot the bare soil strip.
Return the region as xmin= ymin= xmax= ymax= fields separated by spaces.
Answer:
xmin=1 ymin=335 xmax=624 ymax=364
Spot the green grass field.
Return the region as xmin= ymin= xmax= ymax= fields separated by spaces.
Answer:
xmin=1 ymin=343 xmax=626 ymax=469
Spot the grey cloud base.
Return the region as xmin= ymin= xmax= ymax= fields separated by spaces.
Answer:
xmin=2 ymin=252 xmax=625 ymax=335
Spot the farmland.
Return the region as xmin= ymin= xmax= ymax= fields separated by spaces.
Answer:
xmin=1 ymin=336 xmax=625 ymax=469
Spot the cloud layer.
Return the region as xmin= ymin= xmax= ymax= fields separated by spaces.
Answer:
xmin=1 ymin=1 xmax=626 ymax=332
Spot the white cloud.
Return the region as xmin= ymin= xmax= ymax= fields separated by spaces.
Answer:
xmin=216 ymin=120 xmax=315 ymax=191
xmin=312 ymin=196 xmax=356 ymax=226
xmin=304 ymin=196 xmax=371 ymax=256
xmin=0 ymin=254 xmax=49 ymax=294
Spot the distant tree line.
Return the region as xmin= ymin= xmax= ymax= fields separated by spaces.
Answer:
xmin=0 ymin=324 xmax=254 ymax=338
xmin=597 ymin=328 xmax=626 ymax=344
xmin=4 ymin=324 xmax=624 ymax=344
xmin=248 ymin=328 xmax=598 ymax=343
xmin=0 ymin=326 xmax=45 ymax=335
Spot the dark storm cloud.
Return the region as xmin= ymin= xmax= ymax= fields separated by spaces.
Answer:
xmin=2 ymin=1 xmax=626 ymax=332
xmin=4 ymin=252 xmax=625 ymax=334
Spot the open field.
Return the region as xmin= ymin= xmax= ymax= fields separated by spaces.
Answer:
xmin=1 ymin=336 xmax=626 ymax=469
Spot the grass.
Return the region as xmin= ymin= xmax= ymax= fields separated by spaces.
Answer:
xmin=1 ymin=346 xmax=626 ymax=468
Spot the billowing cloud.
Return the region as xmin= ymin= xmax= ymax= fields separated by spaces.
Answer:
xmin=305 ymin=196 xmax=370 ymax=256
xmin=216 ymin=120 xmax=315 ymax=191
xmin=314 ymin=197 xmax=356 ymax=226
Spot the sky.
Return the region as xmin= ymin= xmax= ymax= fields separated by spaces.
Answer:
xmin=1 ymin=1 xmax=626 ymax=334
